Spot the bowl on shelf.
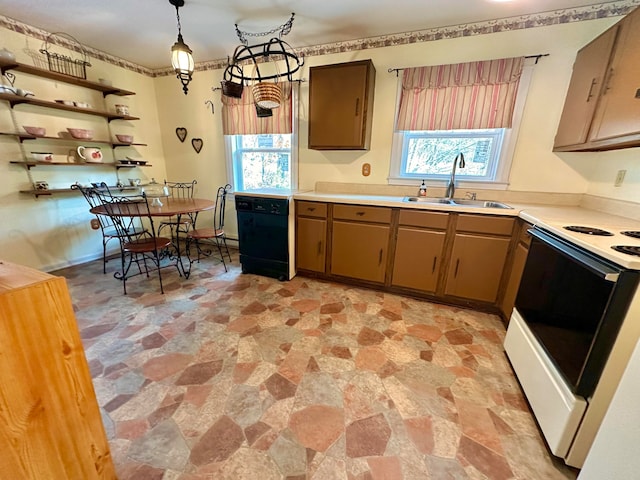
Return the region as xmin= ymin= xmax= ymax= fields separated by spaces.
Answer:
xmin=23 ymin=126 xmax=46 ymax=137
xmin=115 ymin=134 xmax=133 ymax=144
xmin=67 ymin=128 xmax=93 ymax=140
xmin=74 ymin=101 xmax=92 ymax=109
xmin=55 ymin=99 xmax=75 ymax=106
xmin=31 ymin=152 xmax=53 ymax=162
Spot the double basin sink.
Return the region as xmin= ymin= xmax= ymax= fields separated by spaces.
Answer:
xmin=403 ymin=196 xmax=513 ymax=209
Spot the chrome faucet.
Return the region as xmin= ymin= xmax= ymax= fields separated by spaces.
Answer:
xmin=445 ymin=153 xmax=465 ymax=200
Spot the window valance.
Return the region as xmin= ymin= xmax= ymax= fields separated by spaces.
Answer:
xmin=221 ymin=82 xmax=293 ymax=135
xmin=396 ymin=56 xmax=524 ymax=131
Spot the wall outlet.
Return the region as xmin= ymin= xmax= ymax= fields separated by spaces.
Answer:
xmin=615 ymin=169 xmax=626 ymax=187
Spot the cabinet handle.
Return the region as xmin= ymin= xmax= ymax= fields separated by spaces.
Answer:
xmin=355 ymin=98 xmax=360 ymax=116
xmin=307 ymin=207 xmax=316 ymax=212
xmin=586 ymin=78 xmax=597 ymax=102
xmin=432 ymin=256 xmax=437 ymax=274
xmin=454 ymin=259 xmax=460 ymax=278
xmin=317 ymin=241 xmax=322 ymax=255
xmin=356 ymin=211 xmax=365 ymax=216
xmin=378 ymin=249 xmax=383 ymax=265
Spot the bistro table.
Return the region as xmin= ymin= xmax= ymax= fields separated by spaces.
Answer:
xmin=90 ymin=197 xmax=215 ymax=279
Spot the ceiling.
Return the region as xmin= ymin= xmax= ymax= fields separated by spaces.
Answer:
xmin=0 ymin=0 xmax=617 ymax=69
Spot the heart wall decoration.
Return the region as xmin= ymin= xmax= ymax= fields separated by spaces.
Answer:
xmin=191 ymin=138 xmax=203 ymax=154
xmin=175 ymin=127 xmax=187 ymax=143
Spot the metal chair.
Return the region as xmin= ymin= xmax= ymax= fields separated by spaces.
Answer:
xmin=187 ymin=184 xmax=232 ymax=271
xmin=157 ymin=179 xmax=197 ymax=243
xmin=72 ymin=182 xmax=147 ymax=274
xmin=95 ymin=191 xmax=180 ymax=294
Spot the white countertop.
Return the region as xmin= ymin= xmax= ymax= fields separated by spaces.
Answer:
xmin=293 ymin=192 xmax=640 ymax=270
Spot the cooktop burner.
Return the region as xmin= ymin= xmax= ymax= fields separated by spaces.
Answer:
xmin=612 ymin=245 xmax=640 ymax=256
xmin=564 ymin=225 xmax=614 ymax=236
xmin=621 ymin=231 xmax=640 ymax=239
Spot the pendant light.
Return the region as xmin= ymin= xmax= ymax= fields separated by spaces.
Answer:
xmin=169 ymin=0 xmax=194 ymax=94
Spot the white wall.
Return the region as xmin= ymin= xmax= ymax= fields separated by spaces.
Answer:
xmin=578 ymin=337 xmax=640 ymax=479
xmin=2 ymin=14 xmax=637 ymax=271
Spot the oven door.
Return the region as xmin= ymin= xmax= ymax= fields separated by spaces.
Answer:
xmin=504 ymin=227 xmax=638 ymax=458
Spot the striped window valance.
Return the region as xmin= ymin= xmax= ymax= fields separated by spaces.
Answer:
xmin=221 ymin=82 xmax=293 ymax=135
xmin=396 ymin=57 xmax=524 ymax=131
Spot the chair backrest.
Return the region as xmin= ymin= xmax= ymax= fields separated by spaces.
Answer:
xmin=95 ymin=192 xmax=156 ymax=242
xmin=164 ymin=180 xmax=197 ymax=199
xmin=72 ymin=182 xmax=115 ymax=231
xmin=214 ymin=184 xmax=232 ymax=231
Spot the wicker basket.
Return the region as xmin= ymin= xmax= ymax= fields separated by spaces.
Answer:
xmin=250 ymin=59 xmax=282 ymax=109
xmin=221 ymin=64 xmax=244 ymax=98
xmin=252 ymin=82 xmax=282 ymax=109
xmin=39 ymin=32 xmax=91 ymax=79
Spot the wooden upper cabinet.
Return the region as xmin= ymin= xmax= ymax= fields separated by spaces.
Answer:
xmin=554 ymin=6 xmax=640 ymax=151
xmin=308 ymin=60 xmax=376 ymax=150
xmin=553 ymin=26 xmax=619 ymax=149
xmin=589 ymin=9 xmax=640 ymax=142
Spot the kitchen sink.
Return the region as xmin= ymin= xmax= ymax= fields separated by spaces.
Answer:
xmin=403 ymin=196 xmax=513 ymax=209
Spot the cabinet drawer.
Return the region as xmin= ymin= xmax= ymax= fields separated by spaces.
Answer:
xmin=456 ymin=214 xmax=515 ymax=236
xmin=399 ymin=210 xmax=449 ymax=229
xmin=297 ymin=201 xmax=327 ymax=218
xmin=333 ymin=204 xmax=392 ymax=223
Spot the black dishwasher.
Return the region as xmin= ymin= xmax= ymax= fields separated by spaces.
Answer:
xmin=236 ymin=195 xmax=290 ymax=280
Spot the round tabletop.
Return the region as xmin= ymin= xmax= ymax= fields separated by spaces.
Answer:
xmin=90 ymin=197 xmax=215 ymax=217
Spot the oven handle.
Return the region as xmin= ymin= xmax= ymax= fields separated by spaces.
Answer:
xmin=530 ymin=228 xmax=620 ymax=282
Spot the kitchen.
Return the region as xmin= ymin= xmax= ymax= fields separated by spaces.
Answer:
xmin=1 ymin=0 xmax=640 ymax=478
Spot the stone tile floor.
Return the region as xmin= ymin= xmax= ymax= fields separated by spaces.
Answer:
xmin=55 ymin=251 xmax=578 ymax=480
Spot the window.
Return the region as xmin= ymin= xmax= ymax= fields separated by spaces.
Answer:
xmin=400 ymin=129 xmax=505 ymax=181
xmin=389 ymin=57 xmax=534 ymax=189
xmin=228 ymin=134 xmax=294 ymax=191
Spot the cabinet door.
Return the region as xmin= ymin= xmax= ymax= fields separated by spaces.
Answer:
xmin=589 ymin=9 xmax=640 ymax=141
xmin=500 ymin=242 xmax=529 ymax=320
xmin=331 ymin=221 xmax=389 ymax=283
xmin=308 ymin=60 xmax=375 ymax=150
xmin=553 ymin=26 xmax=619 ymax=148
xmin=392 ymin=227 xmax=445 ymax=293
xmin=445 ymin=234 xmax=510 ymax=303
xmin=296 ymin=217 xmax=327 ymax=272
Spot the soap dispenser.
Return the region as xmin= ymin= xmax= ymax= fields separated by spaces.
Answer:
xmin=418 ymin=180 xmax=427 ymax=197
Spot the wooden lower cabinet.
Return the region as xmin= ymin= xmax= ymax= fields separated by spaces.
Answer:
xmin=331 ymin=221 xmax=390 ymax=282
xmin=444 ymin=233 xmax=511 ymax=303
xmin=0 ymin=261 xmax=115 ymax=479
xmin=392 ymin=227 xmax=446 ymax=293
xmin=296 ymin=216 xmax=327 ymax=272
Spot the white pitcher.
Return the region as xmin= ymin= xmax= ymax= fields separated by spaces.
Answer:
xmin=77 ymin=146 xmax=103 ymax=163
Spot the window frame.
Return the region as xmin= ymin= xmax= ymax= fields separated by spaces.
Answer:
xmin=388 ymin=62 xmax=534 ymax=190
xmin=225 ymin=85 xmax=299 ymax=192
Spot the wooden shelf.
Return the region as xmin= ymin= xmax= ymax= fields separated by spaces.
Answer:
xmin=20 ymin=185 xmax=139 ymax=198
xmin=0 ymin=59 xmax=135 ymax=97
xmin=0 ymin=131 xmax=147 ymax=147
xmin=0 ymin=93 xmax=139 ymax=121
xmin=11 ymin=160 xmax=122 ymax=170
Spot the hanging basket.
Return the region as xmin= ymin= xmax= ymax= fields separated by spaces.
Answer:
xmin=252 ymin=82 xmax=282 ymax=109
xmin=220 ymin=50 xmax=245 ymax=98
xmin=255 ymin=104 xmax=273 ymax=117
xmin=250 ymin=59 xmax=282 ymax=109
xmin=39 ymin=32 xmax=91 ymax=79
